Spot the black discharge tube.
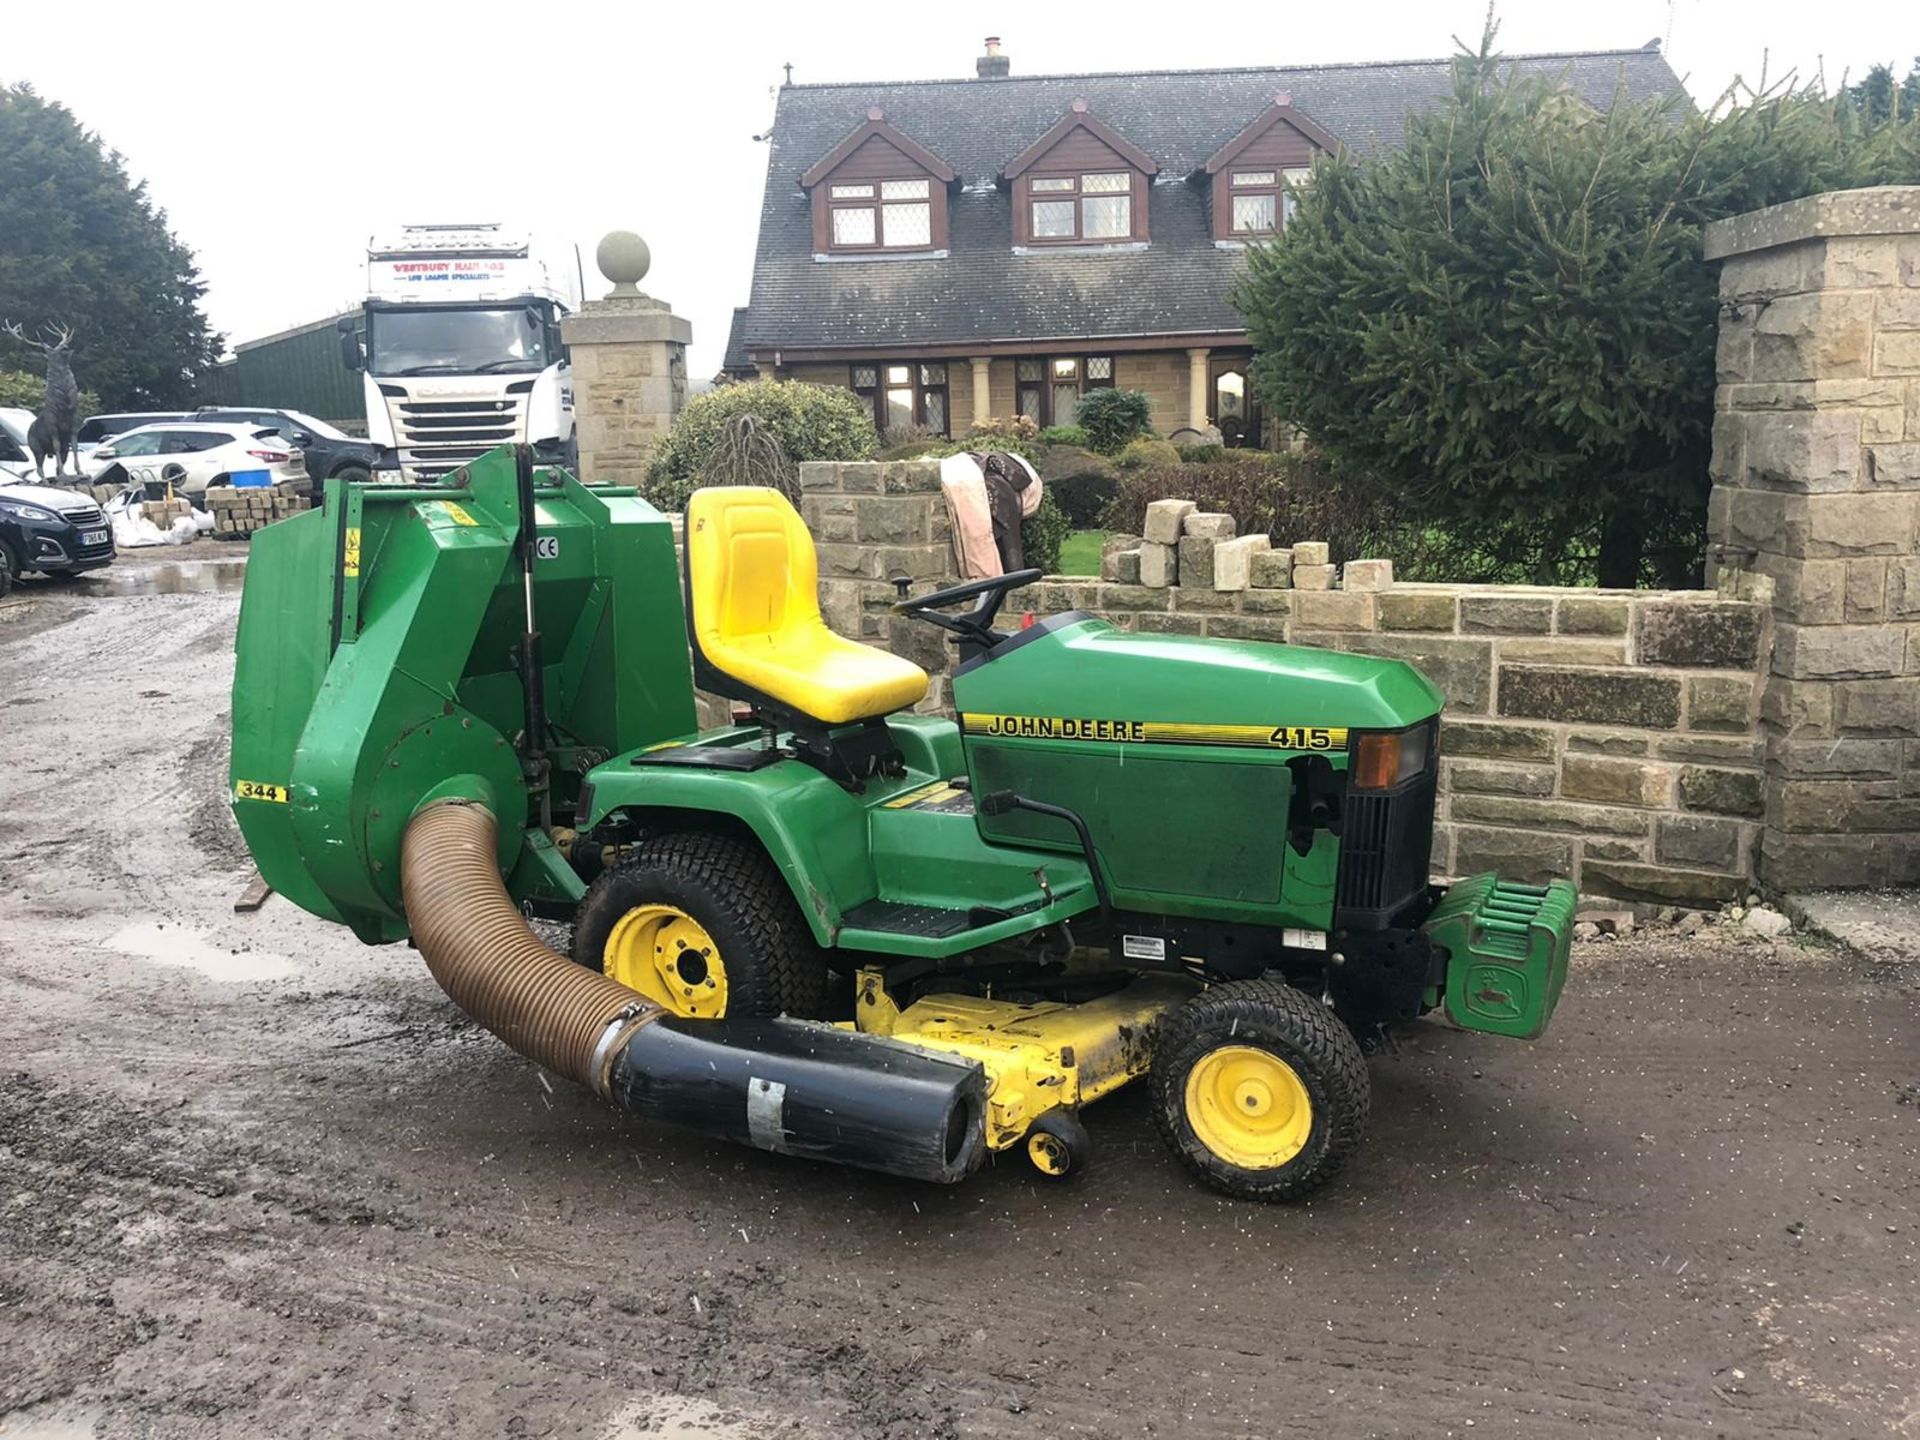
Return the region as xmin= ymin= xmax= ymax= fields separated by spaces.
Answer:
xmin=608 ymin=1016 xmax=987 ymax=1185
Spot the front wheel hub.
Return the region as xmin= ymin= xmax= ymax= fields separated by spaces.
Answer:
xmin=1184 ymin=1045 xmax=1314 ymax=1170
xmin=603 ymin=904 xmax=729 ymax=1018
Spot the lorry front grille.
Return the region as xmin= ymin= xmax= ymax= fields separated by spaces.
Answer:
xmin=1335 ymin=724 xmax=1439 ymax=929
xmin=391 ymin=395 xmax=526 ymax=479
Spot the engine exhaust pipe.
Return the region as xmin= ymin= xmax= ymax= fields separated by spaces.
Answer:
xmin=400 ymin=800 xmax=984 ymax=1184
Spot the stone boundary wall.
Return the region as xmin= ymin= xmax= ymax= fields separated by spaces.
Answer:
xmin=785 ymin=461 xmax=1772 ymax=907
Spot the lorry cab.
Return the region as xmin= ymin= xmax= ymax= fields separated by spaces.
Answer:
xmin=343 ymin=224 xmax=577 ymax=481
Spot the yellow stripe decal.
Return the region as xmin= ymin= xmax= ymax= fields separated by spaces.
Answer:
xmin=441 ymin=501 xmax=478 ymax=526
xmin=234 ymin=780 xmax=289 ymax=804
xmin=961 ymin=714 xmax=1349 ymax=751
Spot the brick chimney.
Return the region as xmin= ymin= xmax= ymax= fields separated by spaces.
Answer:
xmin=976 ymin=36 xmax=1009 ymax=79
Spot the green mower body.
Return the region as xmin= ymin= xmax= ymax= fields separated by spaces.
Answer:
xmin=230 ymin=447 xmax=1574 ymax=1198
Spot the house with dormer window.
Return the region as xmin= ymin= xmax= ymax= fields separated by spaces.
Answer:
xmin=725 ymin=37 xmax=1681 ymax=448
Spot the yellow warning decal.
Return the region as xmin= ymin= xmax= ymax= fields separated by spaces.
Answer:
xmin=234 ymin=779 xmax=289 ymax=804
xmin=342 ymin=526 xmax=361 ymax=578
xmin=961 ymin=714 xmax=1349 ymax=751
xmin=882 ymin=780 xmax=968 ymax=810
xmin=441 ymin=501 xmax=478 ymax=526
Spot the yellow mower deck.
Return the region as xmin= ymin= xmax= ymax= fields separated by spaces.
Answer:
xmin=853 ymin=970 xmax=1199 ymax=1163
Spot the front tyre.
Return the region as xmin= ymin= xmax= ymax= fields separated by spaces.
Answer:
xmin=570 ymin=831 xmax=829 ymax=1020
xmin=1151 ymin=979 xmax=1370 ymax=1202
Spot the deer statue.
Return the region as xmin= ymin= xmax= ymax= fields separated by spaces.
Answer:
xmin=3 ymin=322 xmax=80 ymax=478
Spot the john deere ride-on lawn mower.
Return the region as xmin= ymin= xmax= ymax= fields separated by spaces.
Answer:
xmin=230 ymin=447 xmax=1573 ymax=1201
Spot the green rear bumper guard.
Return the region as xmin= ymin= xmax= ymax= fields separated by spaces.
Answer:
xmin=1422 ymin=874 xmax=1577 ymax=1041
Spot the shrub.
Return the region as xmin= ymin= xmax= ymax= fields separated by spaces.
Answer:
xmin=1104 ymin=452 xmax=1414 ymax=569
xmin=1047 ymin=469 xmax=1119 ymax=529
xmin=1175 ymin=443 xmax=1227 ymax=464
xmin=1037 ymin=424 xmax=1089 ymax=448
xmin=1074 ymin=389 xmax=1153 ymax=454
xmin=1020 ymin=492 xmax=1071 ymax=576
xmin=1115 ymin=436 xmax=1181 ymax=471
xmin=646 ymin=380 xmax=877 ymax=511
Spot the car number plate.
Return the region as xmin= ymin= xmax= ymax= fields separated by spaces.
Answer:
xmin=82 ymin=528 xmax=108 ymax=545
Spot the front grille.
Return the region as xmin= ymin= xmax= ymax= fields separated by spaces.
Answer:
xmin=1336 ymin=724 xmax=1439 ymax=928
xmin=59 ymin=503 xmax=105 ymax=528
xmin=389 ymin=393 xmax=526 ymax=479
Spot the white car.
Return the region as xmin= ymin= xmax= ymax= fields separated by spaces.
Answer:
xmin=75 ymin=411 xmax=191 ymax=473
xmin=0 ymin=408 xmax=35 ymax=482
xmin=87 ymin=421 xmax=306 ymax=497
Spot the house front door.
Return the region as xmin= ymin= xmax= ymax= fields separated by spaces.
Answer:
xmin=1208 ymin=359 xmax=1263 ymax=448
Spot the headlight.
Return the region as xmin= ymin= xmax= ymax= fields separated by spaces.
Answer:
xmin=0 ymin=501 xmax=56 ymax=521
xmin=1349 ymin=725 xmax=1431 ymax=791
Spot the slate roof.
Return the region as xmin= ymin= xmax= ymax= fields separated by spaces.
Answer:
xmin=740 ymin=45 xmax=1683 ymax=357
xmin=720 ymin=305 xmax=753 ymax=376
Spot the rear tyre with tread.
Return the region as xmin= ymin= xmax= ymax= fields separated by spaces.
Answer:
xmin=571 ymin=830 xmax=829 ymax=1019
xmin=1151 ymin=978 xmax=1370 ymax=1202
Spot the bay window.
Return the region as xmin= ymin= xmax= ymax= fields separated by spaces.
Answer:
xmin=852 ymin=361 xmax=949 ymax=436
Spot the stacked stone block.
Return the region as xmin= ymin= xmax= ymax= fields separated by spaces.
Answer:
xmin=202 ymin=482 xmax=311 ymax=537
xmin=1705 ymin=186 xmax=1920 ymax=888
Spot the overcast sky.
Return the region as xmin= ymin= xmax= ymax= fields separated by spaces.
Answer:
xmin=6 ymin=1 xmax=1914 ymax=380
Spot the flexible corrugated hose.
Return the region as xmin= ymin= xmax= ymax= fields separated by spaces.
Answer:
xmin=399 ymin=797 xmax=988 ymax=1184
xmin=401 ymin=799 xmax=655 ymax=1092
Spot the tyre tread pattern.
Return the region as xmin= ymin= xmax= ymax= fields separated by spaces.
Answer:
xmin=571 ymin=830 xmax=828 ymax=1019
xmin=1151 ymin=978 xmax=1370 ymax=1202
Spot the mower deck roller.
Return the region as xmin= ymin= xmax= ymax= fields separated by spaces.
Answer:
xmin=402 ymin=799 xmax=985 ymax=1184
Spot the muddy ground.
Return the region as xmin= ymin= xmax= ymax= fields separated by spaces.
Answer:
xmin=1 ymin=562 xmax=1916 ymax=1439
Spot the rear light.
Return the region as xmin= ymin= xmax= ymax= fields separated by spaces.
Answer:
xmin=1349 ymin=726 xmax=1430 ymax=791
xmin=248 ymin=448 xmax=291 ymax=462
xmin=1020 ymin=612 xmax=1035 ymax=630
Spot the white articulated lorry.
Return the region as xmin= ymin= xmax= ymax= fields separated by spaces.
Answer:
xmin=339 ymin=224 xmax=580 ymax=481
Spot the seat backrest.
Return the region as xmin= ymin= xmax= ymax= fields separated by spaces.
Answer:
xmin=685 ymin=486 xmax=822 ymax=655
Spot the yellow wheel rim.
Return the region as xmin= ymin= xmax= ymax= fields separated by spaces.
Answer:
xmin=1183 ymin=1045 xmax=1314 ymax=1170
xmin=603 ymin=904 xmax=729 ymax=1018
xmin=1027 ymin=1130 xmax=1071 ymax=1177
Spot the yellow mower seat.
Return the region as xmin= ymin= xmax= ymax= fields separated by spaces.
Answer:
xmin=685 ymin=486 xmax=929 ymax=726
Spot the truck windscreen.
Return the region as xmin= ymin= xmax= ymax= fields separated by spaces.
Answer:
xmin=368 ymin=306 xmax=548 ymax=376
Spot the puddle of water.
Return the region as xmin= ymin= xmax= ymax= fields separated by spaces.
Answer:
xmin=106 ymin=919 xmax=294 ymax=983
xmin=94 ymin=560 xmax=248 ymax=596
xmin=0 ymin=1411 xmax=101 ymax=1438
xmin=602 ymin=1396 xmax=778 ymax=1440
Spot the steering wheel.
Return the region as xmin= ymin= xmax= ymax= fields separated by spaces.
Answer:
xmin=890 ymin=568 xmax=1042 ymax=647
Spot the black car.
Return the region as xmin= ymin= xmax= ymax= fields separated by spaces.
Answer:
xmin=0 ymin=480 xmax=115 ymax=596
xmin=192 ymin=408 xmax=378 ymax=497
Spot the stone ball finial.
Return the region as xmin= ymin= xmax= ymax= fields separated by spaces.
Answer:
xmin=596 ymin=230 xmax=652 ymax=297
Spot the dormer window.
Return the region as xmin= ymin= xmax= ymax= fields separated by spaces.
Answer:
xmin=1203 ymin=95 xmax=1339 ymax=243
xmin=803 ymin=108 xmax=956 ymax=258
xmin=1028 ymin=172 xmax=1133 ymax=242
xmin=1002 ymin=100 xmax=1157 ymax=248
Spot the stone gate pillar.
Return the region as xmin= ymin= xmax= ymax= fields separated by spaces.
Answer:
xmin=560 ymin=230 xmax=691 ymax=487
xmin=1705 ymin=187 xmax=1920 ymax=889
